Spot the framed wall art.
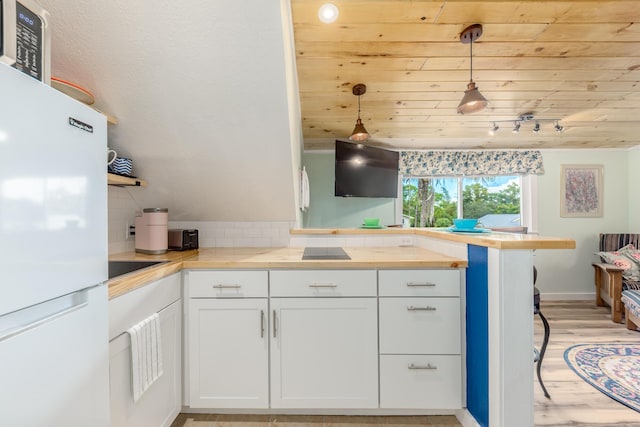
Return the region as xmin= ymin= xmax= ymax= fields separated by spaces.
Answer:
xmin=560 ymin=164 xmax=603 ymax=217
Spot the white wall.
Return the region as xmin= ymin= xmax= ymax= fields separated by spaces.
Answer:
xmin=301 ymin=151 xmax=397 ymax=228
xmin=629 ymin=147 xmax=640 ymax=232
xmin=535 ymin=149 xmax=630 ymax=298
xmin=108 ymin=187 xmax=139 ymax=254
xmin=42 ymin=0 xmax=301 ymax=223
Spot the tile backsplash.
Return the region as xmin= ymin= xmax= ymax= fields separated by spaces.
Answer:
xmin=167 ymin=221 xmax=295 ymax=249
xmin=107 ymin=186 xmax=296 ymax=253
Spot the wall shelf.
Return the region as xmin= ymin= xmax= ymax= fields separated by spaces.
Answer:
xmin=108 ymin=173 xmax=147 ymax=187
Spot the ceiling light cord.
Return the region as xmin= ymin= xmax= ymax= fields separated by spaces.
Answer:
xmin=469 ymin=37 xmax=473 ymax=83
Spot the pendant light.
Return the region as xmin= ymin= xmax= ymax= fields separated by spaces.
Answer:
xmin=457 ymin=24 xmax=488 ymax=115
xmin=349 ymin=83 xmax=370 ymax=141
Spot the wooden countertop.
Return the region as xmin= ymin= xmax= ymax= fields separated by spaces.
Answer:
xmin=291 ymin=228 xmax=576 ymax=250
xmin=108 ymin=246 xmax=465 ymax=299
xmin=108 ymin=250 xmax=197 ymax=299
xmin=183 ymin=246 xmax=465 ymax=269
xmin=108 ymin=229 xmax=575 ymax=299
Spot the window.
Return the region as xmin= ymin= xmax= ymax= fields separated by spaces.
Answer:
xmin=401 ymin=175 xmax=529 ymax=229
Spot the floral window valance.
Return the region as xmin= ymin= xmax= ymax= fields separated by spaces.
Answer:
xmin=399 ymin=150 xmax=544 ymax=177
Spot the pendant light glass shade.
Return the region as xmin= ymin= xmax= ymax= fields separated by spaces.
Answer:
xmin=349 ymin=83 xmax=370 ymax=141
xmin=457 ymin=24 xmax=488 ymax=115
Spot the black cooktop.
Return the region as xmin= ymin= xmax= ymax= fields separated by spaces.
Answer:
xmin=302 ymin=247 xmax=351 ymax=260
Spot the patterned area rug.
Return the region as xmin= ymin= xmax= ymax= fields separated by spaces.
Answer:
xmin=564 ymin=343 xmax=640 ymax=412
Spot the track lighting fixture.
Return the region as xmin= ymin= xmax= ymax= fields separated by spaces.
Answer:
xmin=349 ymin=83 xmax=370 ymax=141
xmin=487 ymin=114 xmax=565 ymax=135
xmin=457 ymin=24 xmax=488 ymax=115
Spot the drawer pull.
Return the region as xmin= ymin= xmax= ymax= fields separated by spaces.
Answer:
xmin=406 ymin=282 xmax=436 ymax=287
xmin=408 ymin=363 xmax=437 ymax=370
xmin=407 ymin=306 xmax=437 ymax=311
xmin=260 ymin=310 xmax=265 ymax=338
xmin=308 ymin=283 xmax=337 ymax=288
xmin=212 ymin=284 xmax=241 ymax=289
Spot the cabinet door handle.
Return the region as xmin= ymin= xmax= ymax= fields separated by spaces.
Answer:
xmin=308 ymin=283 xmax=337 ymax=288
xmin=406 ymin=282 xmax=436 ymax=287
xmin=408 ymin=363 xmax=437 ymax=370
xmin=260 ymin=310 xmax=265 ymax=338
xmin=407 ymin=306 xmax=437 ymax=311
xmin=212 ymin=284 xmax=241 ymax=289
xmin=273 ymin=310 xmax=277 ymax=338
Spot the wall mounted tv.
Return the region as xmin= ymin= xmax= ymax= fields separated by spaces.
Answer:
xmin=334 ymin=140 xmax=399 ymax=198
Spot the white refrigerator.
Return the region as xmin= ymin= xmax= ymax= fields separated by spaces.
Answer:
xmin=0 ymin=64 xmax=110 ymax=426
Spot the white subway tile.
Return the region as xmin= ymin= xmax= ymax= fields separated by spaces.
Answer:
xmin=216 ymin=238 xmax=234 ymax=247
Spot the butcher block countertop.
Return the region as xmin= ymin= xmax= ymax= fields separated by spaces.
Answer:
xmin=108 ymin=250 xmax=198 ymax=299
xmin=107 ymin=246 xmax=465 ymax=299
xmin=107 ymin=230 xmax=574 ymax=299
xmin=291 ymin=227 xmax=576 ymax=250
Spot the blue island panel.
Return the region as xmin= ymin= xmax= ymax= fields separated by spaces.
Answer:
xmin=466 ymin=244 xmax=489 ymax=427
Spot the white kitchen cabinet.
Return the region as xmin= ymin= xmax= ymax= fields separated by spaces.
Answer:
xmin=109 ymin=273 xmax=182 ymax=427
xmin=185 ymin=270 xmax=269 ymax=409
xmin=270 ymin=269 xmax=378 ymax=409
xmin=378 ymin=269 xmax=463 ymax=410
xmin=379 ymin=354 xmax=462 ymax=409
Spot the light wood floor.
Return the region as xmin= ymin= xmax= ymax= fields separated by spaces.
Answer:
xmin=533 ymin=300 xmax=640 ymax=426
xmin=172 ymin=301 xmax=640 ymax=427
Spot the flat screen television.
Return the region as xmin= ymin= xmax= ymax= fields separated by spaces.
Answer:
xmin=334 ymin=140 xmax=399 ymax=198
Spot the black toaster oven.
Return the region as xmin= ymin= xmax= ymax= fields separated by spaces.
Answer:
xmin=168 ymin=229 xmax=199 ymax=251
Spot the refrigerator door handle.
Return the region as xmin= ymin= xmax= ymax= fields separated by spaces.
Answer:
xmin=0 ymin=289 xmax=89 ymax=342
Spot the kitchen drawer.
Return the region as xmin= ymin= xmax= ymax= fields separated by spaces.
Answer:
xmin=270 ymin=270 xmax=376 ymax=297
xmin=187 ymin=270 xmax=268 ymax=298
xmin=379 ymin=269 xmax=460 ymax=297
xmin=379 ymin=354 xmax=462 ymax=409
xmin=379 ymin=297 xmax=461 ymax=354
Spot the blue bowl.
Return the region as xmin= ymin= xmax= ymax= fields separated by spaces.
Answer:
xmin=453 ymin=218 xmax=478 ymax=229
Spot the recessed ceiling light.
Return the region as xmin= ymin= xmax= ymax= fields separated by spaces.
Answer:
xmin=318 ymin=3 xmax=339 ymax=24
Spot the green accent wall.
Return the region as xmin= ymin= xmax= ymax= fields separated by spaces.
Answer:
xmin=302 ymin=151 xmax=397 ymax=228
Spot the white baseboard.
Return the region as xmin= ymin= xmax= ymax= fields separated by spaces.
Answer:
xmin=540 ymin=292 xmax=594 ymax=301
xmin=181 ymin=407 xmax=457 ymax=416
xmin=455 ymin=409 xmax=480 ymax=427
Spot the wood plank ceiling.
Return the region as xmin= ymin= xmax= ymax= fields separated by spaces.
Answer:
xmin=290 ymin=0 xmax=640 ymax=150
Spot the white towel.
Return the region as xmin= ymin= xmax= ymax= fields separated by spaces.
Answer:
xmin=127 ymin=313 xmax=164 ymax=402
xmin=300 ymin=166 xmax=310 ymax=211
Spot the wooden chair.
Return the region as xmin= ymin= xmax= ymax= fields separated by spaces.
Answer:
xmin=593 ymin=233 xmax=640 ymax=323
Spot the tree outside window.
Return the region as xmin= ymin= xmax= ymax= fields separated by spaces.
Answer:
xmin=403 ymin=176 xmax=521 ymax=228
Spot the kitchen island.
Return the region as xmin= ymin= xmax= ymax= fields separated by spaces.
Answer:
xmin=108 ymin=229 xmax=574 ymax=427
